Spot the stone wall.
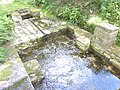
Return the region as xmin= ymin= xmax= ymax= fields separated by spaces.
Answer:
xmin=68 ymin=24 xmax=120 ymax=71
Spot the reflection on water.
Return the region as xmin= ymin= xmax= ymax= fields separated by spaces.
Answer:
xmin=22 ymin=35 xmax=120 ymax=90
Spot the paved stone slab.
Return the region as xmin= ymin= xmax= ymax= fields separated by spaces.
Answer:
xmin=12 ymin=19 xmax=44 ymax=46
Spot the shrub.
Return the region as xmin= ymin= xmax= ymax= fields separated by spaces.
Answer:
xmin=0 ymin=47 xmax=6 ymax=65
xmin=35 ymin=0 xmax=46 ymax=6
xmin=0 ymin=16 xmax=13 ymax=45
xmin=100 ymin=0 xmax=120 ymax=26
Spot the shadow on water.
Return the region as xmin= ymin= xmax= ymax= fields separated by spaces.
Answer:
xmin=20 ymin=34 xmax=120 ymax=90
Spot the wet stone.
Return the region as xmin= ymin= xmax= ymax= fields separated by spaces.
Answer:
xmin=24 ymin=59 xmax=44 ymax=84
xmin=20 ymin=35 xmax=120 ymax=90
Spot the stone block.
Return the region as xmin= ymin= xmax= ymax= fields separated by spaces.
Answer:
xmin=11 ymin=12 xmax=22 ymax=22
xmin=30 ymin=8 xmax=40 ymax=18
xmin=93 ymin=23 xmax=119 ymax=49
xmin=76 ymin=36 xmax=90 ymax=52
xmin=24 ymin=59 xmax=44 ymax=84
xmin=91 ymin=42 xmax=105 ymax=55
xmin=110 ymin=59 xmax=120 ymax=69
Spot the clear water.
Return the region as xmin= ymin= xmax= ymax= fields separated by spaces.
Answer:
xmin=21 ymin=35 xmax=120 ymax=90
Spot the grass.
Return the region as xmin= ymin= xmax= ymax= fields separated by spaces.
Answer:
xmin=0 ymin=0 xmax=35 ymax=13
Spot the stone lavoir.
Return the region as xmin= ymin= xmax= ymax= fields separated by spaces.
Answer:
xmin=0 ymin=8 xmax=120 ymax=90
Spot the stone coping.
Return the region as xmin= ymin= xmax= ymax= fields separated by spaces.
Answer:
xmin=99 ymin=23 xmax=119 ymax=31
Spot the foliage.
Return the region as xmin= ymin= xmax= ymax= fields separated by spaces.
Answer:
xmin=116 ymin=31 xmax=120 ymax=46
xmin=0 ymin=16 xmax=13 ymax=45
xmin=35 ymin=0 xmax=46 ymax=6
xmin=35 ymin=0 xmax=120 ymax=46
xmin=0 ymin=47 xmax=6 ymax=64
xmin=100 ymin=0 xmax=120 ymax=26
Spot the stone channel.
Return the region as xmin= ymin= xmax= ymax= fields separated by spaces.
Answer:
xmin=0 ymin=8 xmax=120 ymax=90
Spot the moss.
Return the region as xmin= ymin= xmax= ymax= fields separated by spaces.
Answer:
xmin=13 ymin=78 xmax=26 ymax=88
xmin=24 ymin=60 xmax=39 ymax=74
xmin=0 ymin=60 xmax=18 ymax=81
xmin=0 ymin=64 xmax=12 ymax=80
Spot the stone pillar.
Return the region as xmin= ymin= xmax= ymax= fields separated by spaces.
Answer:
xmin=93 ymin=23 xmax=119 ymax=50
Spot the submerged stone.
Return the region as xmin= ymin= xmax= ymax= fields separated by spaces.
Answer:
xmin=24 ymin=59 xmax=44 ymax=84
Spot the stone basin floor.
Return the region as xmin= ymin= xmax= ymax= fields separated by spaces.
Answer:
xmin=21 ymin=35 xmax=120 ymax=90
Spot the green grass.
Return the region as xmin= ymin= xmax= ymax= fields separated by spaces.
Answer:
xmin=0 ymin=0 xmax=35 ymax=13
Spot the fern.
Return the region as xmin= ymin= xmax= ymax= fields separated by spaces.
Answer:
xmin=0 ymin=16 xmax=14 ymax=45
xmin=0 ymin=47 xmax=6 ymax=65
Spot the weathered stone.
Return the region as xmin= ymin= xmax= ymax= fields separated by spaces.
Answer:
xmin=18 ymin=8 xmax=29 ymax=15
xmin=69 ymin=25 xmax=92 ymax=39
xmin=0 ymin=47 xmax=34 ymax=90
xmin=108 ymin=45 xmax=120 ymax=59
xmin=11 ymin=12 xmax=22 ymax=22
xmin=100 ymin=23 xmax=119 ymax=31
xmin=110 ymin=59 xmax=120 ymax=69
xmin=104 ymin=51 xmax=111 ymax=59
xmin=76 ymin=36 xmax=90 ymax=52
xmin=93 ymin=23 xmax=119 ymax=49
xmin=24 ymin=59 xmax=44 ymax=84
xmin=30 ymin=8 xmax=40 ymax=18
xmin=91 ymin=42 xmax=105 ymax=55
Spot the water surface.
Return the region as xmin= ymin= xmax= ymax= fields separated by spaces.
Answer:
xmin=22 ymin=35 xmax=120 ymax=90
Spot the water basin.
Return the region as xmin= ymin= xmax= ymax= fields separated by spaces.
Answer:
xmin=19 ymin=31 xmax=120 ymax=90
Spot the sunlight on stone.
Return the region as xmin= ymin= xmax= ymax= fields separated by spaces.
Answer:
xmin=87 ymin=16 xmax=105 ymax=25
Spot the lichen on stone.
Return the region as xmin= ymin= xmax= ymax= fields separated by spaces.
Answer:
xmin=13 ymin=78 xmax=26 ymax=88
xmin=24 ymin=59 xmax=44 ymax=84
xmin=0 ymin=64 xmax=12 ymax=80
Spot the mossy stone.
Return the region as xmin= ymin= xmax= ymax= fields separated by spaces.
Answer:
xmin=0 ymin=64 xmax=12 ymax=80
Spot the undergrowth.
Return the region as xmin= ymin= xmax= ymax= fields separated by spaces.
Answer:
xmin=0 ymin=47 xmax=6 ymax=65
xmin=35 ymin=0 xmax=120 ymax=46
